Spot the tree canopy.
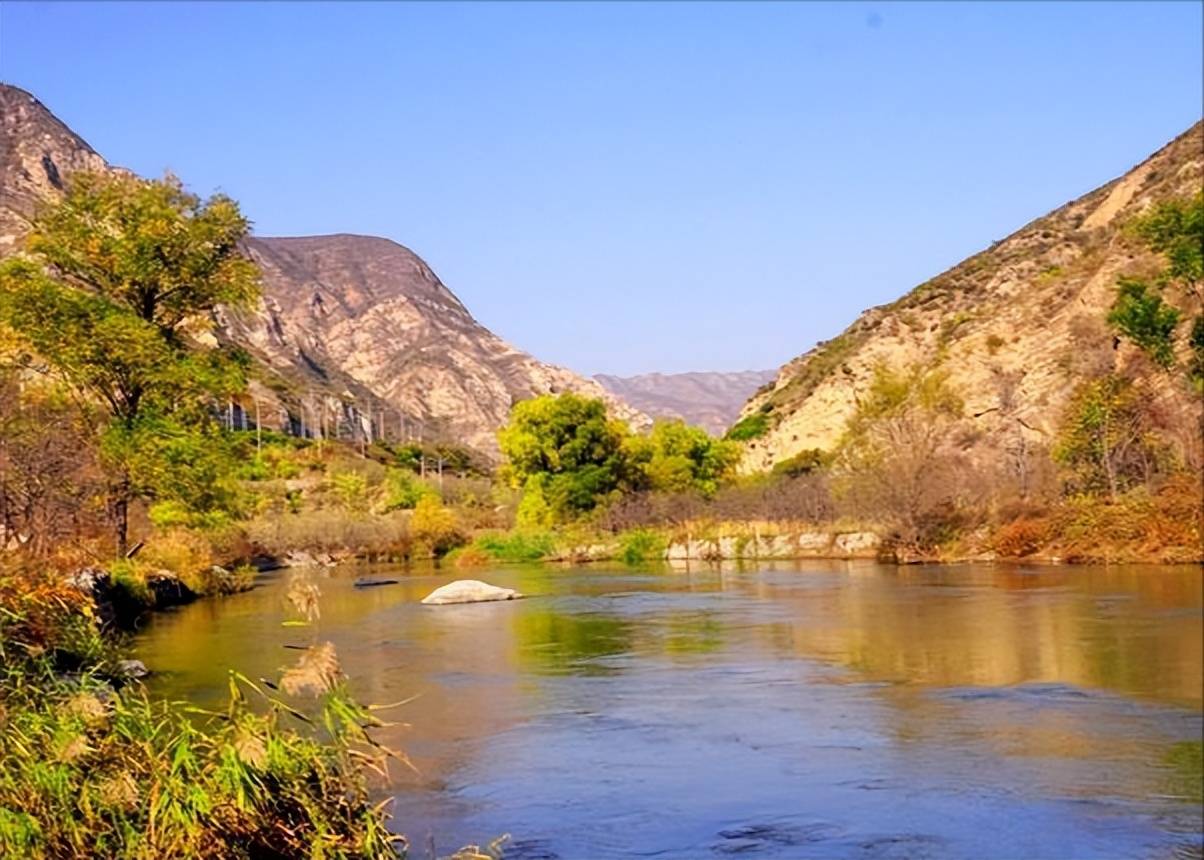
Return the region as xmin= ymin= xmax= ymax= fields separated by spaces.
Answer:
xmin=0 ymin=172 xmax=261 ymax=552
xmin=1108 ymin=193 xmax=1204 ymax=389
xmin=497 ymin=394 xmax=738 ymax=524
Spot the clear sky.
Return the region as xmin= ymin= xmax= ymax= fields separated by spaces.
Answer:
xmin=1 ymin=2 xmax=1200 ymax=375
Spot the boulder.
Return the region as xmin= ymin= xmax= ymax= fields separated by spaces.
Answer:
xmin=834 ymin=531 xmax=881 ymax=556
xmin=421 ymin=580 xmax=524 ymax=605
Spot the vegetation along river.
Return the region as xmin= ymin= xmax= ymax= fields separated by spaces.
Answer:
xmin=133 ymin=562 xmax=1204 ymax=859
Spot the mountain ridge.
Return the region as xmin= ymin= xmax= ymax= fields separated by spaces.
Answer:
xmin=738 ymin=120 xmax=1203 ymax=473
xmin=594 ymin=369 xmax=776 ymax=436
xmin=0 ymin=83 xmax=647 ymax=457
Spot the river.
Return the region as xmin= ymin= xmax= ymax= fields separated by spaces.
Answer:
xmin=133 ymin=560 xmax=1204 ymax=859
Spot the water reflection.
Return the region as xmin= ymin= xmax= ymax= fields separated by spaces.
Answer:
xmin=135 ymin=561 xmax=1203 ymax=859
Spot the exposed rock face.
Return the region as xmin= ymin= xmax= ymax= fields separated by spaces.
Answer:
xmin=0 ymin=83 xmax=645 ymax=459
xmin=0 ymin=86 xmax=109 ymax=252
xmin=738 ymin=122 xmax=1204 ymax=473
xmin=230 ymin=233 xmax=646 ymax=454
xmin=421 ymin=579 xmax=524 ymax=605
xmin=594 ymin=370 xmax=777 ymax=436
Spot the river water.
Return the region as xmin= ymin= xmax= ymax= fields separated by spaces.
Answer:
xmin=133 ymin=561 xmax=1203 ymax=859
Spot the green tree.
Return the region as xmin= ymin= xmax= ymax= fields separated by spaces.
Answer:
xmin=497 ymin=393 xmax=631 ymax=521
xmin=626 ymin=419 xmax=738 ymax=496
xmin=1052 ymin=374 xmax=1161 ymax=499
xmin=1108 ymin=193 xmax=1203 ymax=388
xmin=0 ymin=172 xmax=260 ymax=553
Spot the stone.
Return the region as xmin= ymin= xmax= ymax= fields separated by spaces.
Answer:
xmin=834 ymin=531 xmax=881 ymax=556
xmin=797 ymin=531 xmax=832 ymax=552
xmin=421 ymin=580 xmax=524 ymax=605
xmin=116 ymin=659 xmax=149 ymax=679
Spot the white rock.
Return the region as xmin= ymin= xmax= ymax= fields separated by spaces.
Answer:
xmin=834 ymin=531 xmax=881 ymax=555
xmin=797 ymin=531 xmax=833 ymax=552
xmin=421 ymin=580 xmax=524 ymax=605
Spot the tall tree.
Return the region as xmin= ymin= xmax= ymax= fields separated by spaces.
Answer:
xmin=0 ymin=172 xmax=260 ymax=553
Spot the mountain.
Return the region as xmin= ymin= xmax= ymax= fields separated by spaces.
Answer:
xmin=0 ymin=83 xmax=645 ymax=457
xmin=738 ymin=122 xmax=1203 ymax=473
xmin=594 ymin=370 xmax=776 ymax=436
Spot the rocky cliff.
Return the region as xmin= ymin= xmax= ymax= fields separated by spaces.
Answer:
xmin=738 ymin=122 xmax=1204 ymax=473
xmin=594 ymin=370 xmax=776 ymax=436
xmin=0 ymin=83 xmax=645 ymax=457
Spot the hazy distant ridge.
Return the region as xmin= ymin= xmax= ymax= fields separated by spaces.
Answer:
xmin=594 ymin=370 xmax=776 ymax=436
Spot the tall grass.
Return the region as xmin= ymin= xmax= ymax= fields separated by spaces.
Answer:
xmin=0 ymin=562 xmax=405 ymax=858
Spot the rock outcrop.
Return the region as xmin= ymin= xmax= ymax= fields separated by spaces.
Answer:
xmin=737 ymin=122 xmax=1204 ymax=473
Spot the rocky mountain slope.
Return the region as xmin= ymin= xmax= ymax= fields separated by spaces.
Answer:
xmin=594 ymin=370 xmax=775 ymax=436
xmin=738 ymin=121 xmax=1203 ymax=473
xmin=0 ymin=83 xmax=645 ymax=457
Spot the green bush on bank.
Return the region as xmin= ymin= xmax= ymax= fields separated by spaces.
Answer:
xmin=618 ymin=529 xmax=666 ymax=564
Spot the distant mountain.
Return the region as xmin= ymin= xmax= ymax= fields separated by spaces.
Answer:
xmin=737 ymin=121 xmax=1203 ymax=473
xmin=0 ymin=83 xmax=646 ymax=457
xmin=594 ymin=370 xmax=776 ymax=436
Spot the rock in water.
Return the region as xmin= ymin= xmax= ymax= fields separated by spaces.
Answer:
xmin=117 ymin=659 xmax=149 ymax=679
xmin=421 ymin=580 xmax=523 ymax=605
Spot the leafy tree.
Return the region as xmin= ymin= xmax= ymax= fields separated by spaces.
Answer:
xmin=410 ymin=495 xmax=464 ymax=555
xmin=1052 ymin=374 xmax=1163 ymax=499
xmin=0 ymin=172 xmax=260 ymax=553
xmin=497 ymin=393 xmax=631 ymax=520
xmin=626 ymin=419 xmax=738 ymax=496
xmin=1109 ymin=193 xmax=1204 ymax=388
xmin=1108 ymin=278 xmax=1180 ymax=368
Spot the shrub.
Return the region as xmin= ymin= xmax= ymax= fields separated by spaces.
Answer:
xmin=992 ymin=517 xmax=1050 ymax=557
xmin=474 ymin=530 xmax=556 ymax=563
xmin=725 ymin=413 xmax=769 ymax=441
xmin=411 ymin=496 xmax=465 ymax=556
xmin=619 ymin=529 xmax=666 ymax=565
xmin=138 ymin=528 xmax=215 ymax=593
xmin=381 ymin=468 xmax=436 ymax=510
xmin=771 ymin=448 xmax=832 ymax=478
xmin=330 ymin=471 xmax=370 ymax=512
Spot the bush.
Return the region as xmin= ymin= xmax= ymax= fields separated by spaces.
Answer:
xmin=474 ymin=530 xmax=556 ymax=563
xmin=138 ymin=528 xmax=215 ymax=592
xmin=725 ymin=413 xmax=769 ymax=441
xmin=411 ymin=496 xmax=465 ymax=557
xmin=330 ymin=471 xmax=370 ymax=512
xmin=992 ymin=517 xmax=1050 ymax=557
xmin=619 ymin=529 xmax=666 ymax=564
xmin=381 ymin=468 xmax=436 ymax=510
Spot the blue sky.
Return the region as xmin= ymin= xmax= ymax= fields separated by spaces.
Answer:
xmin=1 ymin=2 xmax=1200 ymax=375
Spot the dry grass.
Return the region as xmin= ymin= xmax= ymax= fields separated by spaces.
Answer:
xmin=244 ymin=508 xmax=413 ymax=558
